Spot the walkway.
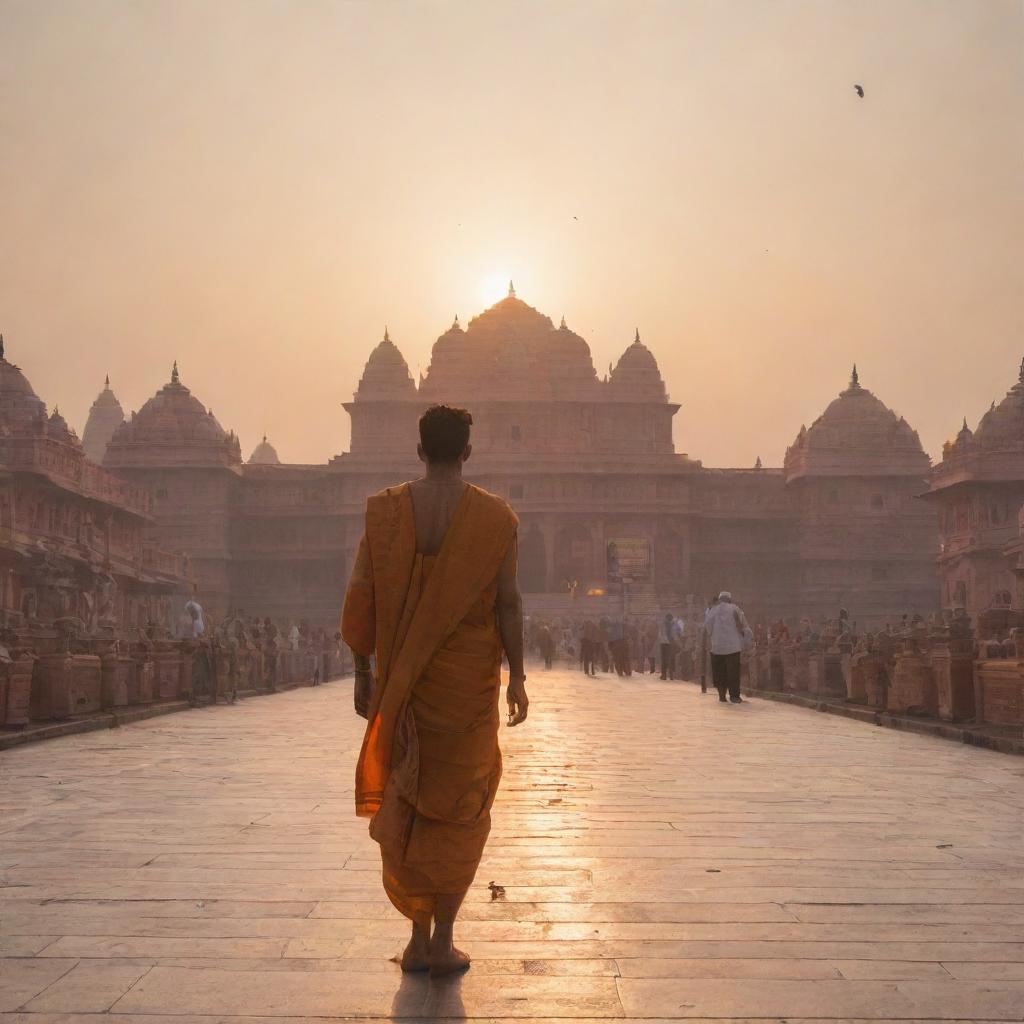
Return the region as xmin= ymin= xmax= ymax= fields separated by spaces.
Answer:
xmin=2 ymin=669 xmax=1024 ymax=1021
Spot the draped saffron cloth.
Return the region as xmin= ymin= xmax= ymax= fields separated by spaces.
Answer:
xmin=341 ymin=482 xmax=518 ymax=927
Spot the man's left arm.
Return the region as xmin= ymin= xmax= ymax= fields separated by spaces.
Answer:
xmin=496 ymin=536 xmax=528 ymax=726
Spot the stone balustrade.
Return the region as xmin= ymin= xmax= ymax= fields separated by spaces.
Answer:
xmin=0 ymin=636 xmax=352 ymax=730
xmin=741 ymin=620 xmax=1024 ymax=732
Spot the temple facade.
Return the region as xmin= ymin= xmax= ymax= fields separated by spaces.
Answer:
xmin=0 ymin=338 xmax=189 ymax=642
xmin=79 ymin=290 xmax=944 ymax=629
xmin=926 ymin=360 xmax=1024 ymax=632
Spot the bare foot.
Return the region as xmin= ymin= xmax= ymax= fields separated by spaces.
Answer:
xmin=398 ymin=925 xmax=431 ymax=972
xmin=430 ymin=944 xmax=471 ymax=977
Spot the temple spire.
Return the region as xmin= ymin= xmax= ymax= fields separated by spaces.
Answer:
xmin=105 ymin=374 xmax=110 ymax=389
xmin=383 ymin=326 xmax=390 ymax=343
xmin=171 ymin=361 xmax=179 ymax=385
xmin=850 ymin=363 xmax=860 ymax=389
xmin=560 ymin=315 xmax=566 ymax=329
xmin=0 ymin=333 xmax=4 ymax=360
xmin=508 ymin=280 xmax=516 ymax=298
xmin=452 ymin=314 xmax=459 ymax=328
xmin=1019 ymin=355 xmax=1024 ymax=384
xmin=634 ymin=328 xmax=641 ymax=345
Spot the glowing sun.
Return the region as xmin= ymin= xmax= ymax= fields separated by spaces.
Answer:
xmin=478 ymin=272 xmax=515 ymax=308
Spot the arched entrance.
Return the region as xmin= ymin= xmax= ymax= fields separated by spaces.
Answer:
xmin=519 ymin=524 xmax=547 ymax=593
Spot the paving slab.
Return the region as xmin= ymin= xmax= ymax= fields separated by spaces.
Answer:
xmin=2 ymin=669 xmax=1024 ymax=1021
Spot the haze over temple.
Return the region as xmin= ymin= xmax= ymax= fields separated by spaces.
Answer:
xmin=5 ymin=291 xmax=1022 ymax=652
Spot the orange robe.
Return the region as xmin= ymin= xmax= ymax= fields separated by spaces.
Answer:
xmin=341 ymin=482 xmax=518 ymax=928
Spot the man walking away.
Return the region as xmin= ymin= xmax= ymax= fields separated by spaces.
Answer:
xmin=658 ymin=612 xmax=676 ymax=680
xmin=704 ymin=591 xmax=749 ymax=703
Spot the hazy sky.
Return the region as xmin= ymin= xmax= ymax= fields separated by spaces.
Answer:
xmin=2 ymin=0 xmax=1021 ymax=467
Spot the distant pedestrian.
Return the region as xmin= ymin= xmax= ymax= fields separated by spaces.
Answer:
xmin=704 ymin=591 xmax=751 ymax=704
xmin=538 ymin=623 xmax=554 ymax=670
xmin=658 ymin=613 xmax=676 ymax=680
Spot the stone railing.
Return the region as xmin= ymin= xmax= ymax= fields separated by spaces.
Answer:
xmin=743 ymin=626 xmax=1024 ymax=731
xmin=0 ymin=637 xmax=352 ymax=730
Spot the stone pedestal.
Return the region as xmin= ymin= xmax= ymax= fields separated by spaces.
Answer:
xmin=931 ymin=644 xmax=976 ymax=722
xmin=806 ymin=649 xmax=824 ymax=695
xmin=178 ymin=643 xmax=195 ymax=701
xmin=1 ymin=653 xmax=35 ymax=726
xmin=975 ymin=660 xmax=1024 ymax=727
xmin=154 ymin=649 xmax=181 ymax=700
xmin=821 ymin=644 xmax=847 ymax=699
xmin=100 ymin=653 xmax=131 ymax=709
xmin=769 ymin=642 xmax=785 ymax=690
xmin=889 ymin=650 xmax=937 ymax=716
xmin=31 ymin=654 xmax=102 ymax=721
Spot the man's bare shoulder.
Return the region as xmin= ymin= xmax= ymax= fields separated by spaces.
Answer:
xmin=365 ymin=481 xmax=413 ymax=505
xmin=466 ymin=484 xmax=519 ymax=528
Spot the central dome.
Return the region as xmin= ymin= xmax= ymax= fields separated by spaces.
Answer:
xmin=420 ymin=291 xmax=598 ymax=401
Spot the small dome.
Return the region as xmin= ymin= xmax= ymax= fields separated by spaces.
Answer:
xmin=785 ymin=366 xmax=928 ymax=478
xmin=354 ymin=329 xmax=416 ymax=400
xmin=105 ymin=363 xmax=241 ymax=469
xmin=972 ymin=358 xmax=1024 ymax=450
xmin=0 ymin=335 xmax=48 ymax=434
xmin=47 ymin=407 xmax=80 ymax=446
xmin=82 ymin=376 xmax=125 ymax=463
xmin=248 ymin=435 xmax=281 ymax=465
xmin=609 ymin=330 xmax=667 ymax=400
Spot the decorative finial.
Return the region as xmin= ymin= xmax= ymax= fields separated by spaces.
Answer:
xmin=262 ymin=434 xmax=267 ymax=444
xmin=560 ymin=315 xmax=566 ymax=329
xmin=962 ymin=416 xmax=968 ymax=431
xmin=754 ymin=456 xmax=763 ymax=469
xmin=1019 ymin=356 xmax=1024 ymax=384
xmin=104 ymin=374 xmax=110 ymax=390
xmin=634 ymin=328 xmax=641 ymax=345
xmin=171 ymin=361 xmax=179 ymax=385
xmin=850 ymin=363 xmax=860 ymax=388
xmin=0 ymin=333 xmax=4 ymax=361
xmin=452 ymin=315 xmax=459 ymax=328
xmin=508 ymin=280 xmax=516 ymax=298
xmin=383 ymin=326 xmax=390 ymax=343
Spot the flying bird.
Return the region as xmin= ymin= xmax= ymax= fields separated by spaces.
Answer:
xmin=854 ymin=84 xmax=864 ymax=98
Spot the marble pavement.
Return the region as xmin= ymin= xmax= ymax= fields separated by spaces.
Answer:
xmin=2 ymin=668 xmax=1024 ymax=1022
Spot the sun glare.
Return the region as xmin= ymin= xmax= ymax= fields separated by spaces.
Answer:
xmin=478 ymin=272 xmax=513 ymax=309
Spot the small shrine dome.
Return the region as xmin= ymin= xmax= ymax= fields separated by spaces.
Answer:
xmin=972 ymin=358 xmax=1024 ymax=450
xmin=118 ymin=363 xmax=229 ymax=445
xmin=785 ymin=366 xmax=928 ymax=479
xmin=105 ymin=363 xmax=241 ymax=469
xmin=354 ymin=329 xmax=416 ymax=400
xmin=248 ymin=435 xmax=281 ymax=465
xmin=47 ymin=407 xmax=80 ymax=446
xmin=609 ymin=330 xmax=667 ymax=400
xmin=82 ymin=376 xmax=126 ymax=463
xmin=0 ymin=334 xmax=48 ymax=431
